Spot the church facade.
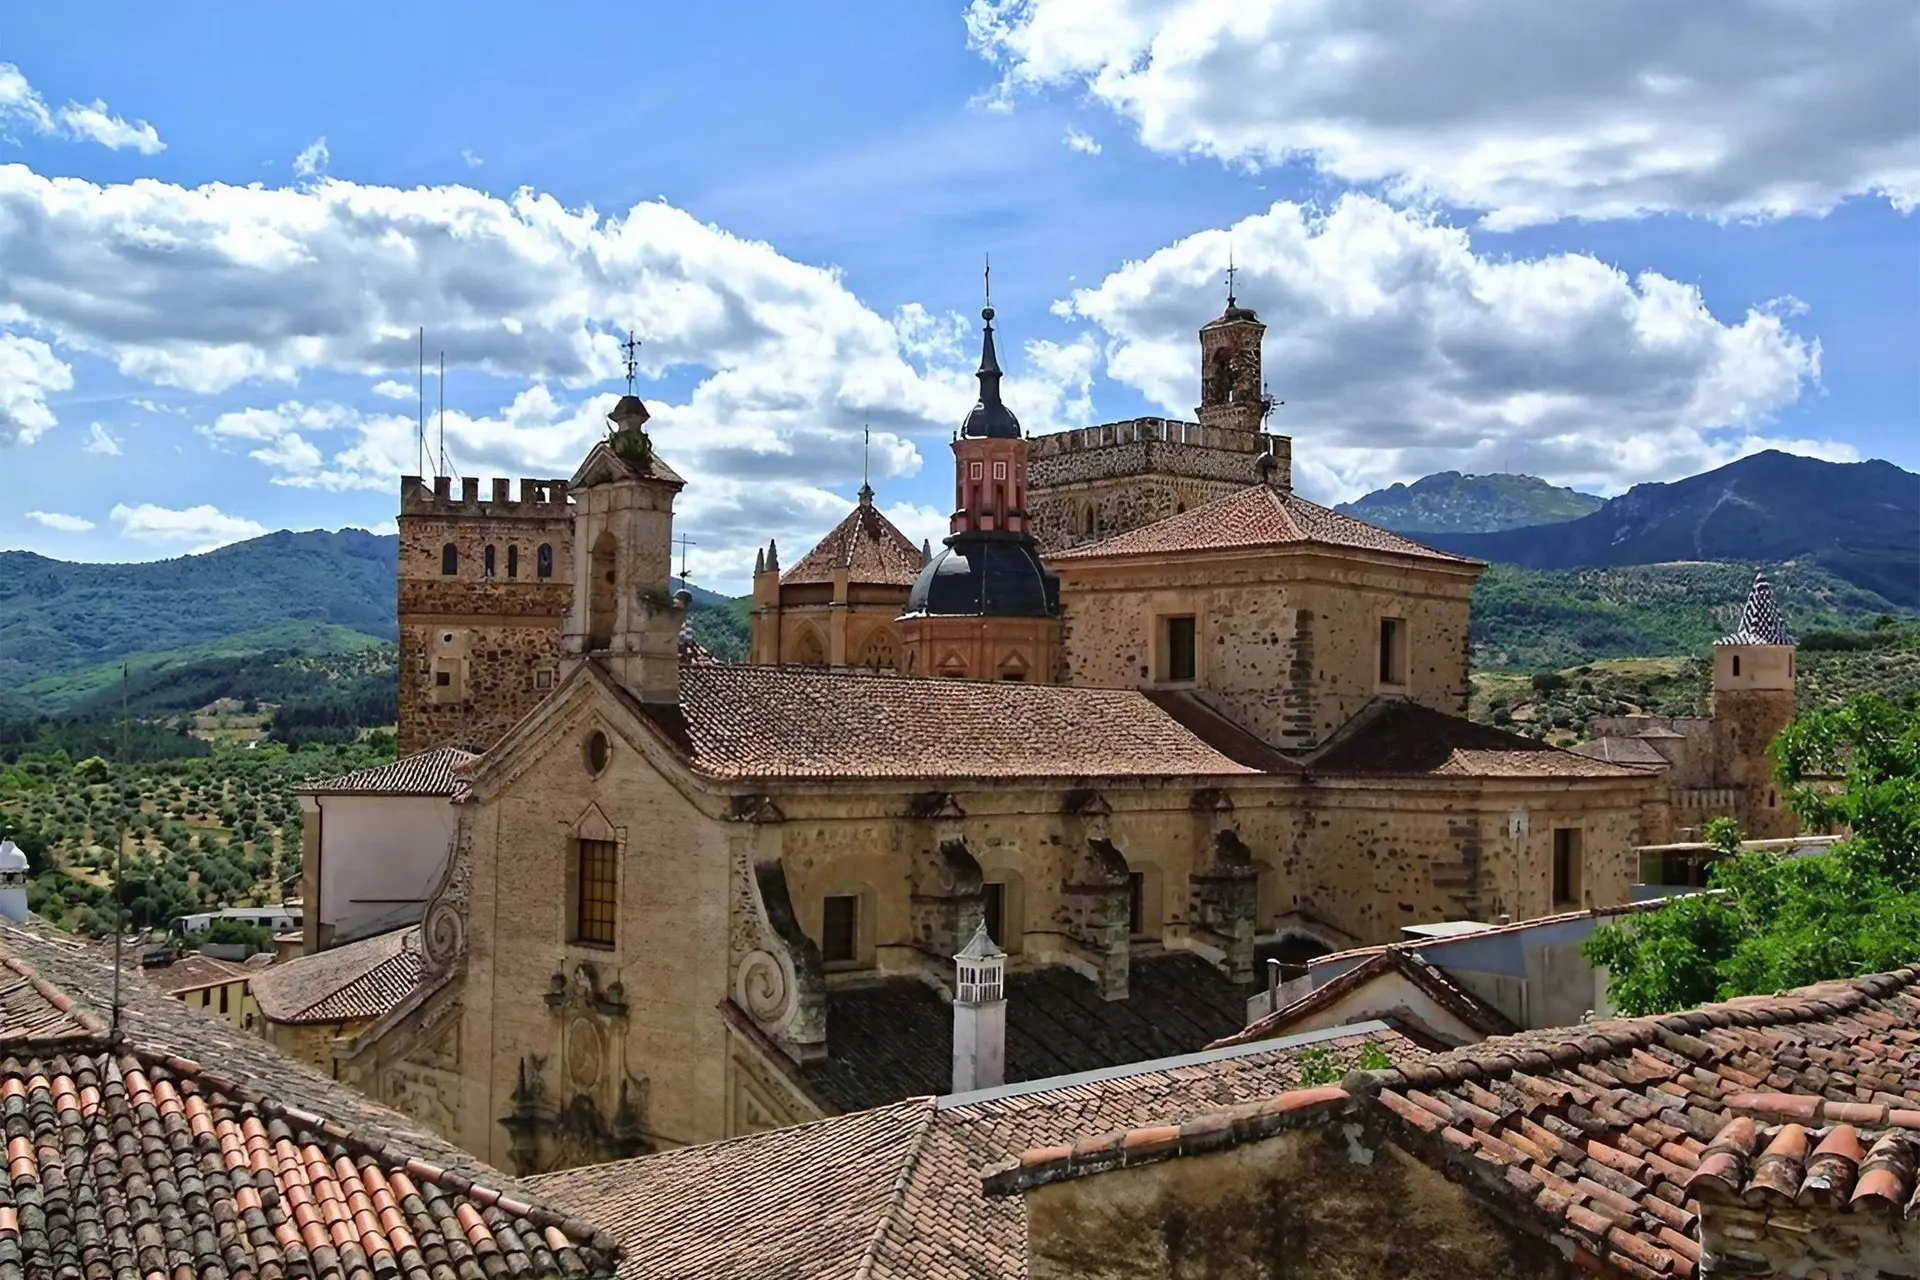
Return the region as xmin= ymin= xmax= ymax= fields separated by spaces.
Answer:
xmin=333 ymin=296 xmax=1751 ymax=1177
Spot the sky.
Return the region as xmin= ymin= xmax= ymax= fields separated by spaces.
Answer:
xmin=1 ymin=0 xmax=1915 ymax=592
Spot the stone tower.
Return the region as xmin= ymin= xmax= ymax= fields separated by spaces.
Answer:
xmin=899 ymin=303 xmax=1062 ymax=682
xmin=396 ymin=473 xmax=573 ymax=755
xmin=1710 ymin=571 xmax=1799 ymax=839
xmin=1027 ymin=294 xmax=1291 ymax=554
xmin=563 ymin=393 xmax=690 ymax=704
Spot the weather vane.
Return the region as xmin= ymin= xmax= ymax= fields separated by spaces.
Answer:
xmin=674 ymin=532 xmax=696 ymax=582
xmin=983 ymin=253 xmax=993 ymax=319
xmin=1260 ymin=378 xmax=1282 ymax=424
xmin=620 ymin=329 xmax=643 ymax=395
xmin=1226 ymin=245 xmax=1238 ymax=309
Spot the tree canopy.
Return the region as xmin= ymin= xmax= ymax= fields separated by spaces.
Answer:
xmin=1585 ymin=691 xmax=1920 ymax=1015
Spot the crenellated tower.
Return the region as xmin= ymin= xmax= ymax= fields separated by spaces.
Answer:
xmin=396 ymin=473 xmax=574 ymax=755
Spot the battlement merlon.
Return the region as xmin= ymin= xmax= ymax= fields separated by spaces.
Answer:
xmin=399 ymin=475 xmax=573 ymax=517
xmin=1027 ymin=418 xmax=1281 ymax=459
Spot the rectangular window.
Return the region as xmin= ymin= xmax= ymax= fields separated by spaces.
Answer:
xmin=822 ymin=894 xmax=859 ymax=965
xmin=507 ymin=545 xmax=520 ymax=579
xmin=1127 ymin=871 xmax=1145 ymax=936
xmin=434 ymin=670 xmax=452 ymax=688
xmin=535 ymin=667 xmax=554 ymax=690
xmin=575 ymin=838 xmax=618 ymax=946
xmin=983 ymin=882 xmax=1006 ymax=946
xmin=993 ymin=460 xmax=1007 ymax=479
xmin=970 ymin=461 xmax=983 ymax=480
xmin=1163 ymin=615 xmax=1196 ymax=683
xmin=1379 ymin=617 xmax=1407 ymax=685
xmin=219 ymin=986 xmax=230 ymax=1015
xmin=1552 ymin=828 xmax=1582 ymax=906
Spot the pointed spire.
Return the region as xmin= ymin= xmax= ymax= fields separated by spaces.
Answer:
xmin=754 ymin=547 xmax=765 ymax=575
xmin=1720 ymin=569 xmax=1795 ymax=646
xmin=765 ymin=538 xmax=780 ymax=575
xmin=960 ymin=268 xmax=1021 ymax=438
xmin=921 ymin=538 xmax=933 ymax=566
xmin=859 ymin=424 xmax=874 ymax=505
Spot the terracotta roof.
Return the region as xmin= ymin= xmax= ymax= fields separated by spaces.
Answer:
xmin=298 ymin=745 xmax=476 ymax=796
xmin=1216 ymin=946 xmax=1520 ymax=1050
xmin=1049 ymin=484 xmax=1476 ymax=565
xmin=250 ymin=927 xmax=423 ymax=1025
xmin=795 ymin=952 xmax=1265 ymax=1114
xmin=782 ymin=497 xmax=924 ymax=587
xmin=1309 ymin=701 xmax=1657 ymax=779
xmin=0 ymin=955 xmax=102 ymax=1042
xmin=141 ymin=952 xmax=256 ymax=996
xmin=640 ymin=665 xmax=1277 ymax=780
xmin=531 ymin=1023 xmax=1423 ymax=1280
xmin=988 ymin=967 xmax=1920 ymax=1280
xmin=0 ymin=922 xmax=617 ymax=1278
xmin=1572 ymin=735 xmax=1673 ymax=766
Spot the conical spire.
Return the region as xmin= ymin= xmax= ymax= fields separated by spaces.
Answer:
xmin=961 ymin=304 xmax=1022 ymax=438
xmin=1719 ymin=570 xmax=1795 ymax=646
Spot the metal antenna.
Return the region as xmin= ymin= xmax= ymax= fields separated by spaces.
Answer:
xmin=674 ymin=533 xmax=697 ymax=582
xmin=621 ymin=329 xmax=642 ymax=396
xmin=437 ymin=351 xmax=447 ymax=478
xmin=417 ymin=327 xmax=426 ymax=478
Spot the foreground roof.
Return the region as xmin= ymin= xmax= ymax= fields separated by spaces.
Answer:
xmin=793 ymin=952 xmax=1262 ymax=1114
xmin=0 ymin=920 xmax=617 ymax=1278
xmin=638 ymin=664 xmax=1289 ymax=780
xmin=251 ymin=926 xmax=423 ymax=1025
xmin=993 ymin=967 xmax=1920 ymax=1280
xmin=532 ymin=1022 xmax=1422 ymax=1280
xmin=1050 ymin=484 xmax=1475 ymax=565
xmin=782 ymin=494 xmax=924 ymax=587
xmin=1309 ymin=701 xmax=1656 ymax=779
xmin=297 ymin=745 xmax=477 ymax=796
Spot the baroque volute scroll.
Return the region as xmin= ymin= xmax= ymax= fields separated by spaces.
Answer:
xmin=726 ymin=798 xmax=826 ymax=1060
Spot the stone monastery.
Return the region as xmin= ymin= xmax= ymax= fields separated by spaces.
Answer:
xmin=291 ymin=291 xmax=1800 ymax=1177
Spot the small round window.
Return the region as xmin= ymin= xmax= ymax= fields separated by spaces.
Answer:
xmin=585 ymin=730 xmax=611 ymax=775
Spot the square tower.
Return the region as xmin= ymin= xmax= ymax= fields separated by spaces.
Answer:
xmin=396 ymin=474 xmax=575 ymax=754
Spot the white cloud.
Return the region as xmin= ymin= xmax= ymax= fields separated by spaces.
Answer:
xmin=1063 ymin=127 xmax=1101 ymax=156
xmin=129 ymin=398 xmax=187 ymax=416
xmin=0 ymin=62 xmax=165 ymax=154
xmin=370 ymin=379 xmax=414 ymax=401
xmin=109 ymin=502 xmax=269 ymax=553
xmin=461 ymin=149 xmax=484 ymax=168
xmin=968 ymin=0 xmax=1920 ymax=226
xmin=0 ymin=333 xmax=73 ymax=445
xmin=1066 ymin=196 xmax=1826 ymax=501
xmin=293 ymin=136 xmax=330 ymax=180
xmin=24 ymin=510 xmax=93 ymax=532
xmin=83 ymin=422 xmax=122 ymax=455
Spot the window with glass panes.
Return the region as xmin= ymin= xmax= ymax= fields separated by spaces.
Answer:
xmin=575 ymin=838 xmax=618 ymax=945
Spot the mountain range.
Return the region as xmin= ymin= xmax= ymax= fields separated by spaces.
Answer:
xmin=1 ymin=449 xmax=1912 ymax=710
xmin=1335 ymin=471 xmax=1604 ymax=533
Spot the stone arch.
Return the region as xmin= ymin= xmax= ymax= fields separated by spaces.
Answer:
xmin=440 ymin=543 xmax=459 ymax=576
xmin=855 ymin=626 xmax=898 ymax=672
xmin=484 ymin=544 xmax=497 ymax=579
xmin=507 ymin=544 xmax=520 ymax=578
xmin=587 ymin=530 xmax=618 ymax=650
xmin=791 ymin=625 xmax=827 ymax=667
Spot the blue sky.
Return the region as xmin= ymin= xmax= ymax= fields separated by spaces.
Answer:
xmin=2 ymin=0 xmax=1914 ymax=590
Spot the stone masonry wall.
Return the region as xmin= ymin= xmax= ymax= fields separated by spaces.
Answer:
xmin=397 ymin=476 xmax=574 ymax=755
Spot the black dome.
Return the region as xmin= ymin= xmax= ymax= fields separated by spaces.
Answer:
xmin=904 ymin=532 xmax=1059 ymax=619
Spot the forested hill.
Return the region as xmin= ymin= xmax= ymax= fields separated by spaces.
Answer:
xmin=0 ymin=529 xmax=395 ymax=688
xmin=1422 ymin=452 xmax=1920 ymax=607
xmin=1335 ymin=471 xmax=1604 ymax=533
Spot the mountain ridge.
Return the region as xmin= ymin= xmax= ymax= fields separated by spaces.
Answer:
xmin=1334 ymin=470 xmax=1604 ymax=533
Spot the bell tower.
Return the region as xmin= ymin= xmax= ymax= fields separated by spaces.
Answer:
xmin=1710 ymin=571 xmax=1799 ymax=839
xmin=1197 ymin=263 xmax=1268 ymax=434
xmin=563 ymin=345 xmax=691 ymax=705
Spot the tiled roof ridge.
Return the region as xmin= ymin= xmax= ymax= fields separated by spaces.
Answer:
xmin=850 ymin=1100 xmax=944 ymax=1280
xmin=989 ymin=967 xmax=1920 ymax=1200
xmin=117 ymin=1041 xmax=621 ymax=1259
xmin=1214 ymin=946 xmax=1517 ymax=1050
xmin=783 ymin=500 xmax=924 ymax=586
xmin=250 ymin=925 xmax=420 ymax=1024
xmin=0 ymin=953 xmax=109 ymax=1040
xmin=297 ymin=743 xmax=478 ymax=795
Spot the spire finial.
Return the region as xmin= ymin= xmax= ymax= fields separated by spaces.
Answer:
xmin=1225 ymin=244 xmax=1237 ymax=309
xmin=620 ymin=329 xmax=642 ymax=395
xmin=983 ymin=252 xmax=992 ymax=321
xmin=859 ymin=424 xmax=874 ymax=505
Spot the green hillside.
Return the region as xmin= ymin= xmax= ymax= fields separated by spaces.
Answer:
xmin=1470 ymin=560 xmax=1911 ymax=671
xmin=1336 ymin=471 xmax=1604 ymax=533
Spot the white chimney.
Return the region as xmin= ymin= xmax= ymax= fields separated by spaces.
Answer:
xmin=952 ymin=921 xmax=1007 ymax=1094
xmin=0 ymin=840 xmax=29 ymax=923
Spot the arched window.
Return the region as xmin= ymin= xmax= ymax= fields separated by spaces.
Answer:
xmin=483 ymin=544 xmax=497 ymax=579
xmin=792 ymin=626 xmax=827 ymax=668
xmin=440 ymin=543 xmax=458 ymax=576
xmin=507 ymin=545 xmax=519 ymax=579
xmin=537 ymin=543 xmax=554 ymax=579
xmin=1083 ymin=505 xmax=1096 ymax=536
xmin=587 ymin=531 xmax=618 ymax=650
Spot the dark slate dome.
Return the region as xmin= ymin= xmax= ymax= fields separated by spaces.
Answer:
xmin=904 ymin=532 xmax=1059 ymax=619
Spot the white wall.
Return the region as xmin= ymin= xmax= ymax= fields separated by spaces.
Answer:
xmin=309 ymin=793 xmax=457 ymax=945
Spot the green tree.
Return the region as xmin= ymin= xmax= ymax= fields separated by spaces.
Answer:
xmin=1587 ymin=692 xmax=1920 ymax=1015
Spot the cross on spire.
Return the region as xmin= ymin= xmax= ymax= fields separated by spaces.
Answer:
xmin=1226 ymin=246 xmax=1238 ymax=309
xmin=673 ymin=532 xmax=697 ymax=582
xmin=620 ymin=329 xmax=643 ymax=395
